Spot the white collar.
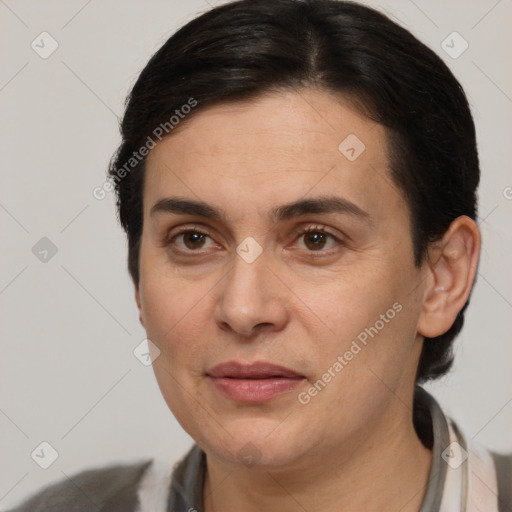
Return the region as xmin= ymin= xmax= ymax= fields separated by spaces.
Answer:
xmin=441 ymin=417 xmax=499 ymax=512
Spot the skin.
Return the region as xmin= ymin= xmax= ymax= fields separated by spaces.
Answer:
xmin=135 ymin=88 xmax=480 ymax=512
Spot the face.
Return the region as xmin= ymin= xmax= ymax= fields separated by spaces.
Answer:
xmin=136 ymin=88 xmax=428 ymax=471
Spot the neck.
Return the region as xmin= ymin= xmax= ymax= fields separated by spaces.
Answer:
xmin=203 ymin=399 xmax=433 ymax=512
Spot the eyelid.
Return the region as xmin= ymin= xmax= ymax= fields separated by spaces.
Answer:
xmin=290 ymin=223 xmax=345 ymax=242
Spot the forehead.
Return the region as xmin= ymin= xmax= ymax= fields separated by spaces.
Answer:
xmin=143 ymin=89 xmax=403 ymax=225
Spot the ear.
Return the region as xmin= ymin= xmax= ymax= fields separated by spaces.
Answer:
xmin=134 ymin=282 xmax=145 ymax=328
xmin=417 ymin=215 xmax=481 ymax=338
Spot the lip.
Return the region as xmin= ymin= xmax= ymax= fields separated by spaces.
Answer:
xmin=207 ymin=361 xmax=304 ymax=379
xmin=207 ymin=361 xmax=306 ymax=402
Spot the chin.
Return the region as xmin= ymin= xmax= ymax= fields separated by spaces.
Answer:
xmin=201 ymin=422 xmax=306 ymax=469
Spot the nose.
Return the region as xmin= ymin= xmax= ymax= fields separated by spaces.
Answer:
xmin=213 ymin=250 xmax=289 ymax=339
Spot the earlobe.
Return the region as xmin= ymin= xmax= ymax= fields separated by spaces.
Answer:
xmin=135 ymin=285 xmax=145 ymax=328
xmin=417 ymin=216 xmax=480 ymax=338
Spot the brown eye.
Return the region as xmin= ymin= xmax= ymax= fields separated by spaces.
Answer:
xmin=296 ymin=228 xmax=340 ymax=252
xmin=169 ymin=229 xmax=217 ymax=252
xmin=303 ymin=231 xmax=328 ymax=251
xmin=182 ymin=232 xmax=207 ymax=249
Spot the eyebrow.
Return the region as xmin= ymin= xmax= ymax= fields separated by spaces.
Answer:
xmin=150 ymin=195 xmax=371 ymax=223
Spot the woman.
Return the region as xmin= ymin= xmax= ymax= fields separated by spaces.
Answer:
xmin=10 ymin=1 xmax=511 ymax=511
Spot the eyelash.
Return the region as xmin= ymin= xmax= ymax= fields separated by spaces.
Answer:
xmin=165 ymin=224 xmax=344 ymax=256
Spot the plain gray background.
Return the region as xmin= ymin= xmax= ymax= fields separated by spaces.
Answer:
xmin=1 ymin=0 xmax=511 ymax=508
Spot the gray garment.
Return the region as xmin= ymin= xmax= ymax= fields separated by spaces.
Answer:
xmin=417 ymin=385 xmax=449 ymax=512
xmin=7 ymin=458 xmax=153 ymax=512
xmin=7 ymin=387 xmax=512 ymax=511
xmin=493 ymin=452 xmax=512 ymax=512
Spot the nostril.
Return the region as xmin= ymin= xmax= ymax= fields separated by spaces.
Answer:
xmin=255 ymin=322 xmax=272 ymax=330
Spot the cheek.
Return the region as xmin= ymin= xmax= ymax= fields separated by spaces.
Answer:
xmin=296 ymin=283 xmax=418 ymax=430
xmin=138 ymin=267 xmax=210 ymax=365
xmin=298 ymin=266 xmax=397 ymax=333
xmin=295 ymin=262 xmax=420 ymax=376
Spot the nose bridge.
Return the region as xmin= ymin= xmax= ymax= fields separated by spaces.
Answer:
xmin=214 ymin=247 xmax=288 ymax=337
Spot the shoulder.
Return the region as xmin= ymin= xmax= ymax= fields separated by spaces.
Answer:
xmin=7 ymin=458 xmax=153 ymax=512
